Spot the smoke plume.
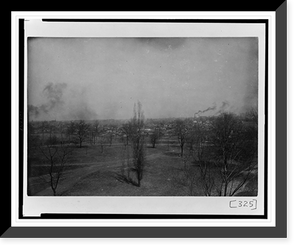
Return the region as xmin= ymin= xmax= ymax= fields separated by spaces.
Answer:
xmin=28 ymin=82 xmax=98 ymax=121
xmin=194 ymin=101 xmax=233 ymax=117
xmin=194 ymin=103 xmax=217 ymax=117
xmin=28 ymin=82 xmax=67 ymax=119
xmin=42 ymin=82 xmax=67 ymax=111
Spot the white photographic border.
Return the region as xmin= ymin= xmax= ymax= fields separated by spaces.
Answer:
xmin=11 ymin=11 xmax=276 ymax=229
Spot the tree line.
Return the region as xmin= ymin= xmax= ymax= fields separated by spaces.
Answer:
xmin=28 ymin=103 xmax=258 ymax=196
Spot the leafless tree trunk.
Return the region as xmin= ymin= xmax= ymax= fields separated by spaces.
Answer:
xmin=130 ymin=102 xmax=145 ymax=187
xmin=210 ymin=112 xmax=257 ymax=196
xmin=75 ymin=120 xmax=90 ymax=148
xmin=116 ymin=101 xmax=146 ymax=187
xmin=173 ymin=112 xmax=257 ymax=196
xmin=174 ymin=119 xmax=189 ymax=157
xmin=150 ymin=127 xmax=162 ymax=148
xmin=39 ymin=140 xmax=72 ymax=196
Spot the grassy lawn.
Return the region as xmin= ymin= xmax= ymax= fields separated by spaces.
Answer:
xmin=62 ymin=148 xmax=187 ymax=196
xmin=28 ymin=138 xmax=257 ymax=196
xmin=28 ymin=141 xmax=188 ymax=196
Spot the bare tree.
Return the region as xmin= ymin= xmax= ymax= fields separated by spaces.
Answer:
xmin=74 ymin=120 xmax=90 ymax=148
xmin=188 ymin=119 xmax=215 ymax=196
xmin=66 ymin=121 xmax=76 ymax=144
xmin=39 ymin=121 xmax=47 ymax=145
xmin=90 ymin=120 xmax=101 ymax=145
xmin=57 ymin=121 xmax=67 ymax=144
xmin=174 ymin=112 xmax=257 ymax=196
xmin=149 ymin=126 xmax=162 ymax=148
xmin=120 ymin=122 xmax=132 ymax=147
xmin=106 ymin=125 xmax=117 ymax=146
xmin=116 ymin=101 xmax=146 ymax=187
xmin=173 ymin=119 xmax=189 ymax=157
xmin=129 ymin=102 xmax=146 ymax=186
xmin=210 ymin=112 xmax=257 ymax=196
xmin=171 ymin=139 xmax=214 ymax=196
xmin=175 ymin=156 xmax=200 ymax=195
xmin=39 ymin=136 xmax=72 ymax=196
xmin=28 ymin=121 xmax=40 ymax=195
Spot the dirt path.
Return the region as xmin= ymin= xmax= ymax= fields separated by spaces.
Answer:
xmin=30 ymin=152 xmax=166 ymax=196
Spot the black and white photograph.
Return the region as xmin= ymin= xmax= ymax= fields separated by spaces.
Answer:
xmin=27 ymin=35 xmax=259 ymax=198
xmin=18 ymin=17 xmax=270 ymax=218
xmin=6 ymin=5 xmax=289 ymax=240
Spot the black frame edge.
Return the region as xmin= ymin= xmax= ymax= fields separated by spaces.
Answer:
xmin=3 ymin=4 xmax=289 ymax=238
xmin=274 ymin=0 xmax=287 ymax=238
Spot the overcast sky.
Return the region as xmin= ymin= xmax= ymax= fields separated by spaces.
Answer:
xmin=27 ymin=37 xmax=258 ymax=121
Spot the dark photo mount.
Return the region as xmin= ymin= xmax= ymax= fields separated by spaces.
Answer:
xmin=3 ymin=3 xmax=284 ymax=237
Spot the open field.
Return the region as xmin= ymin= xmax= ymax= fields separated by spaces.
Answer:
xmin=28 ymin=132 xmax=258 ymax=196
xmin=29 ymin=141 xmax=189 ymax=196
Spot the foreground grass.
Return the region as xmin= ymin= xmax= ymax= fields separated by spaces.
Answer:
xmin=62 ymin=151 xmax=186 ymax=196
xmin=29 ymin=143 xmax=187 ymax=196
xmin=28 ymin=141 xmax=257 ymax=196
